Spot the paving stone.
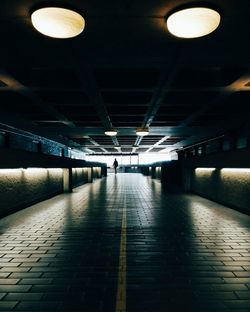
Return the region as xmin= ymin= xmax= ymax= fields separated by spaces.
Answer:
xmin=15 ymin=301 xmax=60 ymax=310
xmin=0 ymin=174 xmax=249 ymax=312
xmin=4 ymin=292 xmax=43 ymax=301
xmin=0 ymin=301 xmax=18 ymax=310
xmin=235 ymin=291 xmax=250 ymax=299
xmin=0 ymin=285 xmax=32 ymax=292
xmin=0 ymin=279 xmax=19 ymax=285
xmin=0 ymin=293 xmax=7 ymax=300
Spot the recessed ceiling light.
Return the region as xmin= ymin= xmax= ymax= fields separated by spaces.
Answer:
xmin=104 ymin=129 xmax=118 ymax=136
xmin=136 ymin=128 xmax=149 ymax=136
xmin=31 ymin=7 xmax=85 ymax=38
xmin=167 ymin=7 xmax=221 ymax=38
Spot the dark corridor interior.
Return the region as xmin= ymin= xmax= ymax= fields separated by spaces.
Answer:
xmin=0 ymin=174 xmax=249 ymax=312
xmin=0 ymin=1 xmax=250 ymax=312
xmin=0 ymin=0 xmax=250 ymax=154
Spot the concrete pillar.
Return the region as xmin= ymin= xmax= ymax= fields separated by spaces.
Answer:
xmin=151 ymin=167 xmax=156 ymax=179
xmin=63 ymin=168 xmax=73 ymax=193
xmin=161 ymin=164 xmax=167 ymax=185
xmin=102 ymin=166 xmax=107 ymax=177
xmin=182 ymin=167 xmax=192 ymax=192
xmin=87 ymin=167 xmax=93 ymax=183
xmin=98 ymin=167 xmax=102 ymax=178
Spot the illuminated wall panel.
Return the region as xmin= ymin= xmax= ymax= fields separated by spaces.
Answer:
xmin=191 ymin=168 xmax=250 ymax=213
xmin=72 ymin=168 xmax=89 ymax=187
xmin=93 ymin=167 xmax=102 ymax=179
xmin=0 ymin=168 xmax=63 ymax=217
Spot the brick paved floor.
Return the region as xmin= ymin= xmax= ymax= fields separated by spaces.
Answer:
xmin=0 ymin=173 xmax=249 ymax=311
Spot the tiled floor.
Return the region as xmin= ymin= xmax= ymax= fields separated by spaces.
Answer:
xmin=0 ymin=173 xmax=250 ymax=312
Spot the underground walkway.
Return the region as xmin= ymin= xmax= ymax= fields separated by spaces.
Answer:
xmin=0 ymin=173 xmax=249 ymax=312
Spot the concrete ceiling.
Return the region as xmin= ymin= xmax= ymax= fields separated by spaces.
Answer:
xmin=0 ymin=0 xmax=250 ymax=155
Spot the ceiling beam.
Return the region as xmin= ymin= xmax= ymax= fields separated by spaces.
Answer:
xmin=178 ymin=69 xmax=250 ymax=128
xmin=39 ymin=126 xmax=217 ymax=137
xmin=145 ymin=136 xmax=170 ymax=152
xmin=135 ymin=51 xmax=181 ymax=146
xmin=0 ymin=69 xmax=76 ymax=128
xmin=74 ymin=66 xmax=119 ymax=147
xmin=85 ymin=136 xmax=107 ymax=153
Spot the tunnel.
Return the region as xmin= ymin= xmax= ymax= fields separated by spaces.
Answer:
xmin=0 ymin=1 xmax=250 ymax=311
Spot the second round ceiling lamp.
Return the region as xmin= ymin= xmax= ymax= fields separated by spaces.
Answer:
xmin=105 ymin=129 xmax=118 ymax=136
xmin=166 ymin=6 xmax=221 ymax=39
xmin=136 ymin=128 xmax=149 ymax=136
xmin=31 ymin=7 xmax=85 ymax=38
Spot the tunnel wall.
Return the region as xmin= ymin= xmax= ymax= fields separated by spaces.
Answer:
xmin=72 ymin=168 xmax=89 ymax=187
xmin=180 ymin=148 xmax=250 ymax=214
xmin=190 ymin=168 xmax=250 ymax=214
xmin=0 ymin=148 xmax=106 ymax=218
xmin=0 ymin=167 xmax=103 ymax=218
xmin=141 ymin=161 xmax=182 ymax=190
xmin=0 ymin=168 xmax=64 ymax=218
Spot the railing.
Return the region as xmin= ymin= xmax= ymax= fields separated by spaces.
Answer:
xmin=0 ymin=123 xmax=84 ymax=160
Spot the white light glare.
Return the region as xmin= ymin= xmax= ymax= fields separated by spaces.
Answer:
xmin=167 ymin=7 xmax=221 ymax=39
xmin=136 ymin=128 xmax=149 ymax=136
xmin=195 ymin=167 xmax=216 ymax=172
xmin=221 ymin=168 xmax=250 ymax=173
xmin=105 ymin=130 xmax=118 ymax=136
xmin=31 ymin=7 xmax=85 ymax=39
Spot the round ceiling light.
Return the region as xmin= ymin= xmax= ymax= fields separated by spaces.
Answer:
xmin=136 ymin=128 xmax=149 ymax=136
xmin=104 ymin=129 xmax=118 ymax=136
xmin=31 ymin=7 xmax=85 ymax=38
xmin=166 ymin=7 xmax=221 ymax=38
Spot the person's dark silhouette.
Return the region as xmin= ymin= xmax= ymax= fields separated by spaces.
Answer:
xmin=113 ymin=158 xmax=118 ymax=174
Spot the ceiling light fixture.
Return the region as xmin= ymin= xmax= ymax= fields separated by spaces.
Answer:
xmin=136 ymin=128 xmax=149 ymax=136
xmin=166 ymin=7 xmax=221 ymax=38
xmin=31 ymin=7 xmax=85 ymax=38
xmin=104 ymin=129 xmax=118 ymax=136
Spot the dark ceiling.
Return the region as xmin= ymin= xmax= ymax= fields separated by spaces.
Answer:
xmin=0 ymin=0 xmax=250 ymax=155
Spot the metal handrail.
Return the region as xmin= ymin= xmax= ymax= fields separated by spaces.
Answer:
xmin=173 ymin=134 xmax=225 ymax=152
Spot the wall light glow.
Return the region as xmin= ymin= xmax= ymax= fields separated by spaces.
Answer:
xmin=0 ymin=168 xmax=63 ymax=174
xmin=221 ymin=168 xmax=250 ymax=173
xmin=195 ymin=168 xmax=216 ymax=172
xmin=0 ymin=169 xmax=23 ymax=174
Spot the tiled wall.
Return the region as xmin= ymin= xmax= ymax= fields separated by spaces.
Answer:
xmin=72 ymin=168 xmax=89 ymax=187
xmin=0 ymin=168 xmax=63 ymax=218
xmin=191 ymin=168 xmax=250 ymax=214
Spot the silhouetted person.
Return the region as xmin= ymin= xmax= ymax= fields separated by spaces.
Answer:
xmin=113 ymin=158 xmax=118 ymax=174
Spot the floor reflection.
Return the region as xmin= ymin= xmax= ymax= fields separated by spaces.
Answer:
xmin=0 ymin=173 xmax=249 ymax=311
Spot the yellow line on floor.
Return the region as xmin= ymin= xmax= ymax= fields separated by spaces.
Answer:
xmin=115 ymin=198 xmax=127 ymax=312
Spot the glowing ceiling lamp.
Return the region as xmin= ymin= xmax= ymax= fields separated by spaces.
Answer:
xmin=167 ymin=7 xmax=221 ymax=38
xmin=104 ymin=129 xmax=118 ymax=136
xmin=136 ymin=128 xmax=149 ymax=136
xmin=31 ymin=7 xmax=85 ymax=38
